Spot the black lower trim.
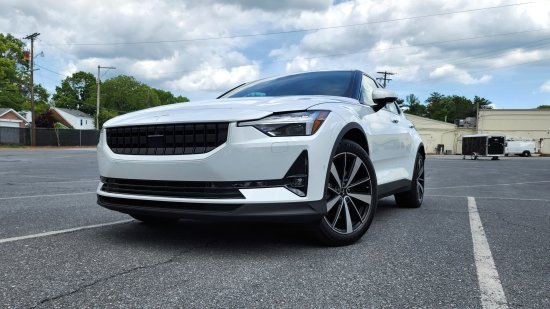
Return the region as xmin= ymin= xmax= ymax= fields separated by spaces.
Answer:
xmin=97 ymin=195 xmax=326 ymax=222
xmin=378 ymin=179 xmax=412 ymax=198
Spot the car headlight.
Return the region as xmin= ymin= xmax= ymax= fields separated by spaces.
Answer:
xmin=238 ymin=110 xmax=330 ymax=137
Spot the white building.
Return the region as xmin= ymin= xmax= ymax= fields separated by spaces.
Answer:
xmin=407 ymin=109 xmax=550 ymax=155
xmin=50 ymin=107 xmax=95 ymax=130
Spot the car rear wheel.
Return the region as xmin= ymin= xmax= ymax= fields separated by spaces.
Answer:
xmin=394 ymin=153 xmax=424 ymax=208
xmin=315 ymin=139 xmax=378 ymax=246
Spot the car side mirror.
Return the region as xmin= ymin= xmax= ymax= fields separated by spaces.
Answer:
xmin=372 ymin=89 xmax=398 ymax=112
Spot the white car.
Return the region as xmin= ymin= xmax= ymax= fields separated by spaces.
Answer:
xmin=97 ymin=70 xmax=425 ymax=245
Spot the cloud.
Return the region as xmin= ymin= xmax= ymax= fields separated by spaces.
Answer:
xmin=429 ymin=64 xmax=491 ymax=84
xmin=540 ymin=80 xmax=550 ymax=93
xmin=1 ymin=0 xmax=549 ymax=103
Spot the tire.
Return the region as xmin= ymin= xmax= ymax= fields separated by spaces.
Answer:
xmin=314 ymin=139 xmax=378 ymax=246
xmin=394 ymin=153 xmax=425 ymax=208
xmin=130 ymin=214 xmax=179 ymax=225
xmin=522 ymin=151 xmax=531 ymax=157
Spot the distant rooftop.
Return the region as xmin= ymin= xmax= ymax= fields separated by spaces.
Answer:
xmin=53 ymin=107 xmax=93 ymax=118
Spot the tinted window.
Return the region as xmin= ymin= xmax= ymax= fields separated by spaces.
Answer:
xmin=223 ymin=71 xmax=355 ymax=98
xmin=360 ymin=75 xmax=378 ymax=104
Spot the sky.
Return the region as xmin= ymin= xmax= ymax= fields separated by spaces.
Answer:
xmin=2 ymin=0 xmax=550 ymax=108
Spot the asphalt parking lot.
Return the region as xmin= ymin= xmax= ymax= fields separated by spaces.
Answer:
xmin=0 ymin=149 xmax=548 ymax=308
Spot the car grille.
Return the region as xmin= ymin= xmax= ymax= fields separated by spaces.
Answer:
xmin=106 ymin=123 xmax=229 ymax=155
xmin=100 ymin=177 xmax=245 ymax=199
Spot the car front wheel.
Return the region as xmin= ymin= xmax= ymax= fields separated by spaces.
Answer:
xmin=315 ymin=139 xmax=378 ymax=246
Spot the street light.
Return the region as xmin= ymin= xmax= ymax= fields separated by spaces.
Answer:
xmin=96 ymin=65 xmax=115 ymax=129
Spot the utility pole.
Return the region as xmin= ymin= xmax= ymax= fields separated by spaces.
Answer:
xmin=376 ymin=71 xmax=395 ymax=88
xmin=96 ymin=65 xmax=115 ymax=129
xmin=24 ymin=32 xmax=40 ymax=146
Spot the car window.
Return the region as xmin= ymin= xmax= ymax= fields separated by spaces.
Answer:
xmin=360 ymin=75 xmax=378 ymax=105
xmin=223 ymin=71 xmax=355 ymax=98
xmin=385 ymin=102 xmax=400 ymax=114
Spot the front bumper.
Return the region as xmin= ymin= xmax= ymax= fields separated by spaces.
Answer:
xmin=97 ymin=195 xmax=326 ymax=222
xmin=97 ymin=120 xmax=342 ymax=217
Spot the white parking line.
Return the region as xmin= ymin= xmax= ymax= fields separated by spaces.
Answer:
xmin=468 ymin=196 xmax=508 ymax=309
xmin=426 ymin=194 xmax=550 ymax=202
xmin=0 ymin=220 xmax=133 ymax=244
xmin=0 ymin=191 xmax=95 ymax=200
xmin=427 ymin=180 xmax=550 ymax=190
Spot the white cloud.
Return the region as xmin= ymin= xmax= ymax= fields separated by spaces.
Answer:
xmin=540 ymin=80 xmax=550 ymax=93
xmin=429 ymin=64 xmax=491 ymax=85
xmin=168 ymin=64 xmax=260 ymax=92
xmin=1 ymin=0 xmax=549 ymax=103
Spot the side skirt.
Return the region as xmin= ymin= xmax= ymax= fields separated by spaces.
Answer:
xmin=378 ymin=179 xmax=412 ymax=199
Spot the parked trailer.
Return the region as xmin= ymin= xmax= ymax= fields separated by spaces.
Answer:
xmin=462 ymin=134 xmax=506 ymax=160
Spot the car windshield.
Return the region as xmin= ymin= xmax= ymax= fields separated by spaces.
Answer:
xmin=222 ymin=71 xmax=355 ymax=99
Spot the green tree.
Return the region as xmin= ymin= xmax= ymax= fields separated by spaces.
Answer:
xmin=96 ymin=107 xmax=119 ymax=129
xmin=537 ymin=105 xmax=550 ymax=109
xmin=21 ymin=84 xmax=50 ymax=114
xmin=101 ymin=75 xmax=161 ymax=113
xmin=473 ymin=96 xmax=493 ymax=111
xmin=0 ymin=33 xmax=28 ymax=110
xmin=404 ymin=94 xmax=427 ymax=117
xmin=153 ymin=88 xmax=189 ymax=105
xmin=52 ymin=71 xmax=97 ymax=115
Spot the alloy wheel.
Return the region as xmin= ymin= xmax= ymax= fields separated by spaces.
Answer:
xmin=324 ymin=152 xmax=373 ymax=235
xmin=416 ymin=157 xmax=425 ymax=203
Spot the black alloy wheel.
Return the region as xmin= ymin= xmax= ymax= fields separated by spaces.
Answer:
xmin=316 ymin=139 xmax=378 ymax=246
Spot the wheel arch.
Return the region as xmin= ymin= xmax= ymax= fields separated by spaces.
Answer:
xmin=322 ymin=123 xmax=370 ymax=201
xmin=335 ymin=123 xmax=370 ymax=155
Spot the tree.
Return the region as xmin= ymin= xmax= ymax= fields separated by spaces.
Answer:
xmin=21 ymin=84 xmax=50 ymax=115
xmin=424 ymin=92 xmax=492 ymax=123
xmin=473 ymin=96 xmax=493 ymax=113
xmin=35 ymin=109 xmax=55 ymax=128
xmin=0 ymin=33 xmax=29 ymax=110
xmin=52 ymin=71 xmax=96 ymax=115
xmin=536 ymin=105 xmax=550 ymax=109
xmin=153 ymin=88 xmax=189 ymax=105
xmin=403 ymin=94 xmax=427 ymax=117
xmin=101 ymin=75 xmax=161 ymax=113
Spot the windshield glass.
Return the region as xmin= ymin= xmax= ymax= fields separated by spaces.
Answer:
xmin=222 ymin=71 xmax=355 ymax=98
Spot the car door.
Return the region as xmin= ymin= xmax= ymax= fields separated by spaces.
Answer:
xmin=358 ymin=75 xmax=412 ymax=184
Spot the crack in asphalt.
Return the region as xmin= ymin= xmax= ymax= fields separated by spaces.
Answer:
xmin=29 ymin=239 xmax=218 ymax=308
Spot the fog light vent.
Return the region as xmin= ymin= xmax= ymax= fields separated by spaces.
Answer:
xmin=284 ymin=150 xmax=308 ymax=197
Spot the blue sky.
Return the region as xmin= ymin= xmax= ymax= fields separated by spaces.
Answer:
xmin=2 ymin=0 xmax=550 ymax=108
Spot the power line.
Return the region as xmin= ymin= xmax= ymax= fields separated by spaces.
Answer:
xmin=39 ymin=2 xmax=536 ymax=46
xmin=376 ymin=71 xmax=396 ymax=88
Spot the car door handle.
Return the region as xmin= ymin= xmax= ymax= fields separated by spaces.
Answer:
xmin=391 ymin=118 xmax=399 ymax=123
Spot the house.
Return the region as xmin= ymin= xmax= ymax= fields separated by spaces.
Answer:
xmin=49 ymin=107 xmax=95 ymax=129
xmin=0 ymin=108 xmax=28 ymax=128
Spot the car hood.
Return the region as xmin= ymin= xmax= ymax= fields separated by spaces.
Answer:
xmin=103 ymin=96 xmax=355 ymax=128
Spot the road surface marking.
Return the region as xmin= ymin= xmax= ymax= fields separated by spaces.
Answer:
xmin=426 ymin=194 xmax=550 ymax=202
xmin=0 ymin=220 xmax=133 ymax=244
xmin=427 ymin=180 xmax=550 ymax=190
xmin=0 ymin=191 xmax=95 ymax=200
xmin=468 ymin=196 xmax=508 ymax=309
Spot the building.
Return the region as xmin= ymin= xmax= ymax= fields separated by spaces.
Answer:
xmin=407 ymin=109 xmax=550 ymax=155
xmin=49 ymin=107 xmax=95 ymax=129
xmin=0 ymin=108 xmax=28 ymax=128
xmin=478 ymin=109 xmax=550 ymax=154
